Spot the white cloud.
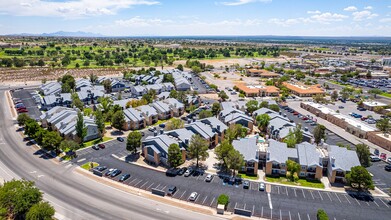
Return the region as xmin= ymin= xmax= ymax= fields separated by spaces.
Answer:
xmin=352 ymin=10 xmax=378 ymax=21
xmin=220 ymin=0 xmax=271 ymax=6
xmin=307 ymin=10 xmax=321 ymax=14
xmin=115 ymin=16 xmax=173 ymax=27
xmin=0 ymin=0 xmax=160 ymax=18
xmin=268 ymin=18 xmax=301 ymax=27
xmin=344 ymin=6 xmax=357 ymax=11
xmin=379 ymin=18 xmax=391 ymax=23
xmin=311 ymin=12 xmax=348 ymax=23
xmin=364 ymin=6 xmax=373 ymax=10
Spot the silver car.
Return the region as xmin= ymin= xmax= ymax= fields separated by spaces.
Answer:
xmin=205 ymin=174 xmax=213 ymax=182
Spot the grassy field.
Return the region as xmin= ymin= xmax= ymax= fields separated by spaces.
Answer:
xmin=380 ymin=92 xmax=391 ymax=98
xmin=81 ymin=162 xmax=99 ymax=170
xmin=266 ymin=176 xmax=325 ymax=189
xmin=237 ymin=173 xmax=259 ymax=180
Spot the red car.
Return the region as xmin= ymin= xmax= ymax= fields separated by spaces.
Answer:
xmin=293 ymin=112 xmax=299 ymax=115
xmin=302 ymin=117 xmax=308 ymax=120
xmin=98 ymin=144 xmax=105 ymax=149
xmin=17 ymin=109 xmax=28 ymax=113
xmin=16 ymin=106 xmax=26 ymax=110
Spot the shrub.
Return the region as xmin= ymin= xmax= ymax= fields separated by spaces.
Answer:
xmin=317 ymin=209 xmax=329 ymax=220
xmin=217 ymin=194 xmax=229 ymax=207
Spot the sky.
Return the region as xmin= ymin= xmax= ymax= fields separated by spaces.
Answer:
xmin=0 ymin=0 xmax=391 ymax=36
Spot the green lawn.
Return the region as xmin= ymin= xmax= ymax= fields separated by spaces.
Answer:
xmin=266 ymin=176 xmax=325 ymax=189
xmin=380 ymin=92 xmax=391 ymax=98
xmin=83 ymin=137 xmax=113 ymax=147
xmin=81 ymin=162 xmax=99 ymax=170
xmin=237 ymin=173 xmax=259 ymax=180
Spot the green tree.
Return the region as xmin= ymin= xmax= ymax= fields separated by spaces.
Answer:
xmin=17 ymin=113 xmax=31 ymax=126
xmin=0 ymin=179 xmax=42 ymax=219
xmin=169 ymin=90 xmax=178 ymax=99
xmin=286 ymin=159 xmax=300 ymax=182
xmin=42 ymin=131 xmax=62 ymax=152
xmin=368 ymin=88 xmax=382 ymax=98
xmin=217 ymin=194 xmax=229 ymax=206
xmin=346 ymin=166 xmax=374 ymax=191
xmin=214 ymin=140 xmax=234 ymax=169
xmin=168 ymin=143 xmax=183 ymax=168
xmin=355 ymin=144 xmax=371 ymax=167
xmin=188 ymin=134 xmax=209 ymax=168
xmin=313 ymin=124 xmax=326 ymax=145
xmin=89 ymin=73 xmax=98 ymax=84
xmin=94 ymin=110 xmax=105 ymax=138
xmin=71 ymin=93 xmax=84 ymax=111
xmin=259 ymin=101 xmax=268 ymax=108
xmin=59 ymin=140 xmax=80 ymax=152
xmin=166 ymin=118 xmax=185 ymax=130
xmin=293 ymin=124 xmax=303 ymax=144
xmin=340 ymin=87 xmax=354 ymax=100
xmin=126 ymin=131 xmax=142 ymax=154
xmin=376 ymin=118 xmax=390 ymax=135
xmin=218 ymin=91 xmax=229 ymax=101
xmin=111 ymin=110 xmax=125 ymax=131
xmin=24 ymin=119 xmax=40 ymax=138
xmin=331 ymin=90 xmax=338 ymax=101
xmin=225 ymin=124 xmax=247 ymax=143
xmin=317 ymin=209 xmax=329 ymax=220
xmin=268 ymin=104 xmax=280 ymax=112
xmin=60 ymin=74 xmax=75 ymax=90
xmin=246 ymin=100 xmax=259 ymax=114
xmin=97 ymin=96 xmax=113 ymax=113
xmin=284 ymin=130 xmax=297 ymax=148
xmin=75 ymin=112 xmax=87 ymax=144
xmin=226 ymin=149 xmax=245 ymax=176
xmin=102 ymin=79 xmax=112 ymax=93
xmin=211 ymin=102 xmax=221 ymax=116
xmin=177 ymin=64 xmax=184 ymax=71
xmin=198 ymin=110 xmax=213 ymax=119
xmin=26 ymin=201 xmax=55 ymax=220
xmin=256 ymin=114 xmax=271 ymax=132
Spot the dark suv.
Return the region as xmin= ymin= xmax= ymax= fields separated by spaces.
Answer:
xmin=167 ymin=186 xmax=177 ymax=196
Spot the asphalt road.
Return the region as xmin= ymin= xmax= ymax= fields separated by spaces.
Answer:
xmin=71 ymin=139 xmax=391 ymax=220
xmin=0 ymin=89 xmax=224 ymax=220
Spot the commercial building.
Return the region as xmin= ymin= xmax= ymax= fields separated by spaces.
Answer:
xmin=235 ymin=83 xmax=279 ymax=97
xmin=246 ymin=69 xmax=280 ymax=78
xmin=282 ymin=82 xmax=325 ymax=97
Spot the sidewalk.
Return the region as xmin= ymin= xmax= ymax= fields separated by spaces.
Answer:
xmin=287 ymin=101 xmax=391 ymax=156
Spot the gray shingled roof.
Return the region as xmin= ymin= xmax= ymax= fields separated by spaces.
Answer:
xmin=269 ymin=117 xmax=295 ymax=130
xmin=232 ymin=137 xmax=258 ymax=161
xmin=124 ymin=108 xmax=144 ymax=122
xmin=297 ymin=142 xmax=321 ymax=166
xmin=186 ymin=121 xmax=215 ymax=139
xmin=152 ymin=101 xmax=171 ymax=113
xmin=268 ymin=139 xmax=297 ymax=163
xmin=328 ymin=145 xmax=361 ymax=171
xmin=199 ymin=117 xmax=228 ymax=132
xmin=253 ymin=107 xmax=276 ymax=117
xmin=138 ymin=105 xmax=158 ymax=116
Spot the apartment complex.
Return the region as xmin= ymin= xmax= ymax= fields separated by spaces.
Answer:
xmin=282 ymin=82 xmax=325 ymax=97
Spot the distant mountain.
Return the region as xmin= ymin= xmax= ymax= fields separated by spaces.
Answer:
xmin=6 ymin=31 xmax=105 ymax=37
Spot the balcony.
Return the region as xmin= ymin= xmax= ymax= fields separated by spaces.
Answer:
xmin=336 ymin=171 xmax=345 ymax=177
xmin=272 ymin=164 xmax=281 ymax=169
xmin=307 ymin=168 xmax=317 ymax=173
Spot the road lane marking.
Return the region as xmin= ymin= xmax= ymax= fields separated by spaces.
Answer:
xmin=76 ymin=158 xmax=86 ymax=163
xmin=268 ymin=193 xmax=273 ymax=209
xmin=37 ymin=175 xmax=44 ymax=178
xmin=334 ymin=193 xmax=342 ymax=203
xmin=29 ymin=171 xmax=37 ymax=174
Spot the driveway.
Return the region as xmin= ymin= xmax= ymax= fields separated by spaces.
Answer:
xmin=11 ymin=89 xmax=41 ymax=120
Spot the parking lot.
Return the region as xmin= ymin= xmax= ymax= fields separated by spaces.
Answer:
xmin=191 ymin=74 xmax=210 ymax=94
xmin=280 ymin=105 xmax=354 ymax=148
xmin=11 ymin=89 xmax=42 ymax=120
xmin=69 ymin=143 xmax=390 ymax=220
xmin=367 ymin=160 xmax=391 ymax=195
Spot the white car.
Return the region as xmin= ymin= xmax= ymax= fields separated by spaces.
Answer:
xmin=387 ymin=157 xmax=391 ymax=163
xmin=189 ymin=192 xmax=198 ymax=201
xmin=205 ymin=174 xmax=213 ymax=182
xmin=259 ymin=182 xmax=265 ymax=191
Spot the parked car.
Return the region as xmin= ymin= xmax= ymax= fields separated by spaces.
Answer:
xmin=95 ymin=166 xmax=107 ymax=172
xmin=17 ymin=109 xmax=28 ymax=113
xmin=92 ymin=145 xmax=99 ymax=150
xmin=119 ymin=174 xmax=130 ymax=182
xmin=98 ymin=144 xmax=105 ymax=149
xmin=387 ymin=157 xmax=391 ymax=163
xmin=166 ymin=168 xmax=180 ymax=177
xmin=385 ymin=165 xmax=391 ymax=171
xmin=338 ymin=106 xmax=344 ymax=109
xmin=243 ymin=180 xmax=250 ymax=189
xmin=148 ymin=127 xmax=156 ymax=132
xmin=105 ymin=168 xmax=115 ymax=176
xmin=117 ymin=137 xmax=124 ymax=142
xmin=293 ymin=112 xmax=299 ymax=115
xmin=205 ymin=174 xmax=213 ymax=182
xmin=167 ymin=186 xmax=177 ymax=196
xmin=370 ymin=155 xmax=381 ymax=162
xmin=184 ymin=168 xmax=194 ymax=177
xmin=374 ymin=149 xmax=380 ymax=156
xmin=310 ymin=122 xmax=317 ymax=126
xmin=110 ymin=169 xmax=122 ymax=177
xmin=259 ymin=182 xmax=265 ymax=191
xmin=357 ymin=107 xmax=366 ymax=111
xmin=177 ymin=167 xmax=187 ymax=175
xmin=189 ymin=192 xmax=198 ymax=201
xmin=159 ymin=124 xmax=166 ymax=128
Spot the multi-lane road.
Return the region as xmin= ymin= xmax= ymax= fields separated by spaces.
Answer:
xmin=0 ymin=88 xmax=223 ymax=220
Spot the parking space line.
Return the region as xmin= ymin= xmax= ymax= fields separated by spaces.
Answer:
xmin=280 ymin=209 xmax=282 ymax=220
xmin=366 ymin=202 xmax=370 ymax=206
xmin=129 ymin=178 xmax=138 ymax=185
xmin=294 ymin=189 xmax=297 ymax=197
xmin=147 ymin=182 xmax=154 ymax=190
xmin=202 ymin=196 xmax=208 ymax=205
xmin=373 ymin=200 xmax=380 ymax=207
xmin=318 ymin=191 xmax=323 ymax=201
xmin=354 ymin=197 xmax=361 ymax=206
xmin=343 ymin=195 xmax=351 ymax=204
xmin=326 ymin=192 xmax=332 ymax=201
xmin=298 ymin=212 xmax=301 ymax=220
xmin=268 ymin=193 xmax=273 ymax=209
xmin=179 ymin=190 xmax=187 ymax=200
xmin=309 ymin=191 xmax=314 ymax=200
xmin=252 ymin=205 xmax=255 ymax=215
xmin=286 ymin=187 xmax=288 ymax=196
xmin=161 ymin=185 xmax=167 ymax=191
xmin=140 ymin=181 xmax=149 ymax=189
xmin=155 ymin=184 xmax=161 ymax=189
xmin=261 ymin=206 xmax=263 ymax=217
xmin=134 ymin=180 xmax=144 ymax=187
xmin=289 ymin=211 xmax=291 ymax=220
xmin=210 ymin=197 xmax=215 ymax=207
xmin=307 ymin=213 xmax=311 ymax=220
xmin=194 ymin=194 xmax=201 ymax=203
xmin=243 ymin=203 xmax=246 ymax=210
xmin=302 ymin=189 xmax=306 ymax=198
xmin=380 ymin=199 xmax=389 ymax=208
xmin=334 ymin=193 xmax=342 ymax=203
xmin=277 ymin=186 xmax=280 ymax=194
